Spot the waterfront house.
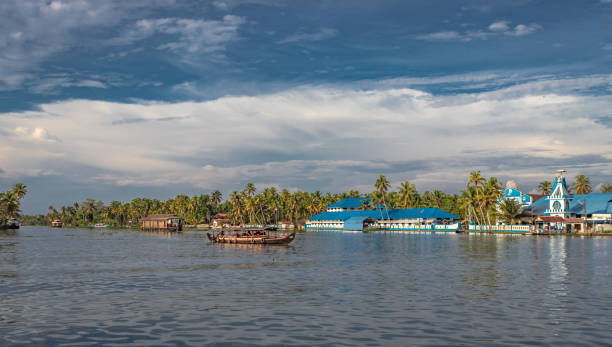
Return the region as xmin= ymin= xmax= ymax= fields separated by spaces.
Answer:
xmin=140 ymin=214 xmax=183 ymax=232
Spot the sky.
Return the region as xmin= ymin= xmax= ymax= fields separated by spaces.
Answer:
xmin=1 ymin=0 xmax=611 ymax=214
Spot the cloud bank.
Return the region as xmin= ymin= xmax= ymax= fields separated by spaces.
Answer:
xmin=1 ymin=74 xmax=611 ymax=212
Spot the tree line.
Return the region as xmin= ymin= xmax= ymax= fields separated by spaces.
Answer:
xmin=18 ymin=172 xmax=609 ymax=228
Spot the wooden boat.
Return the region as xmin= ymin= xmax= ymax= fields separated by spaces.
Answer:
xmin=207 ymin=228 xmax=297 ymax=245
xmin=6 ymin=218 xmax=20 ymax=229
xmin=51 ymin=220 xmax=63 ymax=228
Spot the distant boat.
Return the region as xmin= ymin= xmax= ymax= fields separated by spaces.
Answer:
xmin=93 ymin=223 xmax=108 ymax=228
xmin=51 ymin=220 xmax=63 ymax=228
xmin=6 ymin=218 xmax=20 ymax=229
xmin=140 ymin=214 xmax=183 ymax=232
xmin=207 ymin=228 xmax=296 ymax=245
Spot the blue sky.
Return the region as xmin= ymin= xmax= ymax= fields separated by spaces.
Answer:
xmin=1 ymin=0 xmax=611 ymax=213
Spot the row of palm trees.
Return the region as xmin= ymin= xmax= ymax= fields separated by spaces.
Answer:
xmin=0 ymin=183 xmax=27 ymax=227
xmin=26 ymin=191 xmax=227 ymax=227
xmin=20 ymin=172 xmax=610 ymax=228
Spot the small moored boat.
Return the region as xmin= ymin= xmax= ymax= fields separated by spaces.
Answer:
xmin=207 ymin=228 xmax=296 ymax=245
xmin=6 ymin=218 xmax=20 ymax=229
xmin=51 ymin=220 xmax=63 ymax=228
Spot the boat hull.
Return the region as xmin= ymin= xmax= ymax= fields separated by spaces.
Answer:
xmin=207 ymin=230 xmax=296 ymax=245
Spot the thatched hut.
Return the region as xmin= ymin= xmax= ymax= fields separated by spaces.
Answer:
xmin=140 ymin=214 xmax=183 ymax=232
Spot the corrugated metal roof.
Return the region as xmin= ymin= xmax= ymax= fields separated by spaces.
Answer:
xmin=326 ymin=197 xmax=370 ymax=208
xmin=308 ymin=208 xmax=459 ymax=221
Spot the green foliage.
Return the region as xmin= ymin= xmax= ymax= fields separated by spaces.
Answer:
xmin=1 ymin=183 xmax=28 ymax=227
xmin=572 ymin=175 xmax=592 ymax=195
xmin=498 ymin=199 xmax=522 ymax=224
xmin=600 ymin=184 xmax=611 ymax=193
xmin=460 ymin=173 xmax=504 ymax=226
xmin=538 ymin=181 xmax=552 ymax=195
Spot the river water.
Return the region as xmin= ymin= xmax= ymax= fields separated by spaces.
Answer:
xmin=1 ymin=226 xmax=611 ymax=345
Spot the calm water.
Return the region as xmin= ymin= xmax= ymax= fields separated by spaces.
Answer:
xmin=1 ymin=227 xmax=612 ymax=346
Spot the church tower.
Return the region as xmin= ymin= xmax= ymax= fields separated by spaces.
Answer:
xmin=545 ymin=170 xmax=573 ymax=217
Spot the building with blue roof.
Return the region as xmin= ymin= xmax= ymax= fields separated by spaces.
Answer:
xmin=326 ymin=197 xmax=370 ymax=212
xmin=498 ymin=186 xmax=541 ymax=207
xmin=306 ymin=198 xmax=460 ymax=231
xmin=522 ymin=170 xmax=612 ymax=232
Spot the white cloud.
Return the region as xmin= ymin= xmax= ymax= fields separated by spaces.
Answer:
xmin=113 ymin=15 xmax=245 ymax=54
xmin=417 ymin=21 xmax=541 ymax=42
xmin=13 ymin=126 xmax=59 ymax=143
xmin=489 ymin=21 xmax=510 ymax=32
xmin=1 ymin=74 xmax=611 ymax=196
xmin=509 ymin=23 xmax=542 ymax=36
xmin=415 ymin=31 xmax=468 ymax=41
xmin=277 ymin=28 xmax=338 ymax=44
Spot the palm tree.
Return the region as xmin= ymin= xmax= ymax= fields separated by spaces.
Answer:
xmin=572 ymin=175 xmax=592 ymax=195
xmin=481 ymin=177 xmax=503 ymax=226
xmin=459 ymin=186 xmax=481 ymax=226
xmin=210 ymin=190 xmax=222 ymax=218
xmin=12 ymin=183 xmax=27 ymax=199
xmin=1 ymin=191 xmax=20 ymax=219
xmin=245 ymin=183 xmax=256 ymax=197
xmin=600 ymin=184 xmax=611 ymax=193
xmin=467 ymin=170 xmax=485 ymax=188
xmin=432 ymin=190 xmax=445 ymax=209
xmin=537 ymin=181 xmax=552 ymax=195
xmin=499 ymin=199 xmax=522 ymax=224
xmin=374 ymin=174 xmax=390 ymax=219
xmin=398 ymin=181 xmax=417 ymax=209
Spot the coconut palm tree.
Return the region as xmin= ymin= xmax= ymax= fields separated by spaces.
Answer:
xmin=374 ymin=174 xmax=390 ymax=219
xmin=537 ymin=181 xmax=552 ymax=195
xmin=600 ymin=184 xmax=611 ymax=193
xmin=1 ymin=191 xmax=20 ymax=219
xmin=397 ymin=181 xmax=417 ymax=209
xmin=459 ymin=186 xmax=481 ymax=226
xmin=12 ymin=183 xmax=27 ymax=199
xmin=572 ymin=175 xmax=592 ymax=195
xmin=499 ymin=199 xmax=522 ymax=224
xmin=467 ymin=170 xmax=485 ymax=188
xmin=245 ymin=183 xmax=256 ymax=197
xmin=432 ymin=190 xmax=445 ymax=209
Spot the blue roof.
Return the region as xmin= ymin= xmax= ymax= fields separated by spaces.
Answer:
xmin=326 ymin=197 xmax=370 ymax=208
xmin=526 ymin=192 xmax=612 ymax=215
xmin=308 ymin=208 xmax=459 ymax=221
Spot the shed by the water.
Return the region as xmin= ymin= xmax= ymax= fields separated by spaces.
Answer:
xmin=140 ymin=214 xmax=183 ymax=231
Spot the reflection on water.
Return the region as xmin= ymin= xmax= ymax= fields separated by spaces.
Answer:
xmin=1 ymin=227 xmax=612 ymax=345
xmin=0 ymin=230 xmax=18 ymax=278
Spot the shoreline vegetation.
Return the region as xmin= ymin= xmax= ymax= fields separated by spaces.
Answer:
xmin=0 ymin=183 xmax=27 ymax=229
xmin=9 ymin=172 xmax=612 ymax=232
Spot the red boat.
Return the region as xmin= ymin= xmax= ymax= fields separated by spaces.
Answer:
xmin=207 ymin=228 xmax=296 ymax=245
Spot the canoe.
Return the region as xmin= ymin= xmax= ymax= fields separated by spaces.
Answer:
xmin=207 ymin=229 xmax=297 ymax=245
